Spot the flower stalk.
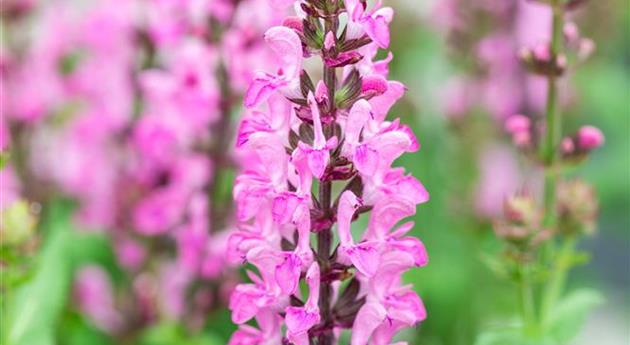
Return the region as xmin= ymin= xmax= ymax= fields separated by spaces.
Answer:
xmin=499 ymin=0 xmax=604 ymax=341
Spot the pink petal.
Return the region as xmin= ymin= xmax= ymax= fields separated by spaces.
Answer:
xmin=351 ymin=302 xmax=387 ymax=345
xmin=244 ymin=74 xmax=281 ymax=108
xmin=275 ymin=253 xmax=302 ymax=295
xmin=345 ymin=100 xmax=371 ymax=146
xmin=369 ymin=81 xmax=405 ymax=122
xmin=337 ymin=191 xmax=362 ymax=246
xmin=264 ymin=26 xmax=303 ymax=79
xmin=307 ymin=149 xmax=329 ymax=179
xmin=354 ymin=144 xmax=379 ymax=176
xmin=344 ymin=242 xmax=381 ymax=277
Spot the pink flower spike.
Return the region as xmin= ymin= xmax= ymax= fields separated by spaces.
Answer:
xmin=577 ymin=125 xmax=604 ymax=150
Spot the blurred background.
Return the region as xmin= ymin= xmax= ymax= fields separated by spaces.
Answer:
xmin=1 ymin=0 xmax=628 ymax=344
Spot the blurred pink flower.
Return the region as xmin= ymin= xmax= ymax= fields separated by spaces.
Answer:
xmin=75 ymin=266 xmax=122 ymax=333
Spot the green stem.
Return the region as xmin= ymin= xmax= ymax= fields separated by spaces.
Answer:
xmin=540 ymin=2 xmax=564 ymax=227
xmin=540 ymin=236 xmax=576 ymax=326
xmin=537 ymin=0 xmax=567 ymax=330
xmin=316 ymin=11 xmax=337 ymax=343
xmin=518 ymin=263 xmax=537 ymax=336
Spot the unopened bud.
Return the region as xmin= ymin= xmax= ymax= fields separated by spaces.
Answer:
xmin=563 ymin=22 xmax=580 ymax=43
xmin=578 ymin=38 xmax=595 ymax=61
xmin=1 ymin=200 xmax=37 ymax=246
xmin=361 ymin=75 xmax=388 ymax=99
xmin=324 ymin=31 xmax=335 ymax=50
xmin=505 ymin=115 xmax=532 ymax=148
xmin=533 ymin=42 xmax=551 ymax=62
xmin=504 ymin=193 xmax=540 ymax=226
xmin=561 ymin=137 xmax=575 ymax=155
xmin=577 ymin=125 xmax=604 ymax=150
xmin=557 ymin=180 xmax=598 ymax=235
xmin=282 ymin=17 xmax=304 ymax=33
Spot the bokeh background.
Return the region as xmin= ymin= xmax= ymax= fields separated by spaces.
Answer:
xmin=1 ymin=0 xmax=628 ymax=344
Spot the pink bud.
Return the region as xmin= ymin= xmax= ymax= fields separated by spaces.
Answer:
xmin=556 ymin=54 xmax=568 ymax=69
xmin=282 ymin=16 xmax=304 ymax=33
xmin=518 ymin=47 xmax=533 ymax=61
xmin=361 ymin=75 xmax=388 ymax=98
xmin=324 ymin=31 xmax=335 ymax=50
xmin=505 ymin=114 xmax=530 ymax=134
xmin=561 ymin=137 xmax=575 ymax=154
xmin=577 ymin=126 xmax=604 ymax=150
xmin=563 ymin=22 xmax=579 ymax=43
xmin=578 ymin=38 xmax=595 ymax=60
xmin=533 ymin=42 xmax=551 ymax=61
xmin=513 ymin=131 xmax=531 ymax=148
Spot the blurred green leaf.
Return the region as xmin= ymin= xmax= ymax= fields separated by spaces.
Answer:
xmin=0 ymin=151 xmax=9 ymax=170
xmin=3 ymin=201 xmax=120 ymax=345
xmin=140 ymin=322 xmax=223 ymax=345
xmin=475 ymin=329 xmax=556 ymax=345
xmin=547 ymin=288 xmax=604 ymax=343
xmin=58 ymin=311 xmax=113 ymax=345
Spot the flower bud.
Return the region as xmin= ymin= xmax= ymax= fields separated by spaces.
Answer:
xmin=324 ymin=31 xmax=335 ymax=50
xmin=1 ymin=200 xmax=37 ymax=246
xmin=361 ymin=75 xmax=388 ymax=99
xmin=577 ymin=125 xmax=604 ymax=150
xmin=578 ymin=38 xmax=595 ymax=61
xmin=557 ymin=180 xmax=598 ymax=235
xmin=561 ymin=137 xmax=575 ymax=155
xmin=503 ymin=192 xmax=540 ymax=226
xmin=283 ymin=16 xmax=304 ymax=33
xmin=494 ymin=192 xmax=549 ymax=255
xmin=519 ymin=44 xmax=566 ymax=76
xmin=563 ymin=22 xmax=580 ymax=43
xmin=505 ymin=115 xmax=532 ymax=148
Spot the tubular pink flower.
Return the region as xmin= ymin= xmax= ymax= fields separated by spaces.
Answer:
xmin=244 ymin=26 xmax=303 ymax=108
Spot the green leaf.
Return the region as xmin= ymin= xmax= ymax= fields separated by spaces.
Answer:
xmin=475 ymin=329 xmax=556 ymax=345
xmin=4 ymin=231 xmax=72 ymax=345
xmin=547 ymin=288 xmax=604 ymax=343
xmin=2 ymin=201 xmax=121 ymax=345
xmin=140 ymin=322 xmax=224 ymax=345
xmin=59 ymin=311 xmax=114 ymax=345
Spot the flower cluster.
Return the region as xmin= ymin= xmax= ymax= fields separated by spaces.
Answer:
xmin=228 ymin=1 xmax=429 ymax=344
xmin=1 ymin=0 xmax=283 ymax=336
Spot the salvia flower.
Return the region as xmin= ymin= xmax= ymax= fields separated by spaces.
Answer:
xmin=229 ymin=1 xmax=429 ymax=344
